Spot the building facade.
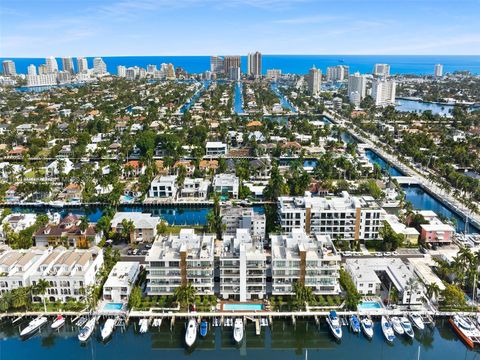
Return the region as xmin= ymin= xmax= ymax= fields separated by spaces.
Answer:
xmin=247 ymin=52 xmax=262 ymax=78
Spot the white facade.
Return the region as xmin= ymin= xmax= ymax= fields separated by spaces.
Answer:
xmin=434 ymin=64 xmax=443 ymax=77
xmin=219 ymin=229 xmax=266 ymax=301
xmin=307 ymin=66 xmax=321 ymax=95
xmin=93 ymin=57 xmax=107 ymax=75
xmin=271 ymin=229 xmax=341 ymax=295
xmin=61 ymin=57 xmax=75 ymax=74
xmin=221 ymin=207 xmax=266 ymax=240
xmin=210 ymin=56 xmax=224 ymax=75
xmin=205 ymin=141 xmax=227 ymax=156
xmin=348 ymin=72 xmax=366 ymax=107
xmin=179 ymin=178 xmax=210 ymax=200
xmin=146 ymin=229 xmax=215 ymax=295
xmin=27 ymin=73 xmax=57 ymax=87
xmin=327 ymin=65 xmax=349 ymax=82
xmin=27 ymin=64 xmax=37 ymax=76
xmin=2 ymin=60 xmax=16 ymax=76
xmin=117 ymin=65 xmax=126 ymax=77
xmin=77 ymin=57 xmax=88 ymax=73
xmin=149 ymin=175 xmax=178 ymax=199
xmin=372 ymin=78 xmax=396 ymax=106
xmin=0 ymin=248 xmax=46 ymax=294
xmin=266 ymin=69 xmax=282 ymax=81
xmin=213 ymin=174 xmax=239 ymax=199
xmin=0 ymin=213 xmax=37 ymax=242
xmin=373 ymin=63 xmax=390 ymax=77
xmin=45 ymin=56 xmax=58 ymax=74
xmin=247 ymin=52 xmax=262 ymax=77
xmin=103 ymin=261 xmax=140 ymax=303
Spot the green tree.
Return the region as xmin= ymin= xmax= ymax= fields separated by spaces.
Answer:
xmin=174 ymin=282 xmax=197 ymax=309
xmin=206 ymin=193 xmax=224 ymax=239
xmin=128 ymin=286 xmax=142 ymax=309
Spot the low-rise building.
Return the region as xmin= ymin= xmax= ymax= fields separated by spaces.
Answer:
xmin=103 ymin=261 xmax=140 ymax=303
xmin=149 ymin=175 xmax=178 ymax=199
xmin=205 ymin=142 xmax=227 ymax=156
xmin=110 ymin=212 xmax=160 ymax=243
xmin=0 ymin=248 xmax=46 ymax=294
xmin=221 ymin=207 xmax=266 ymax=240
xmin=384 ymin=214 xmax=420 ymax=245
xmin=178 ymin=178 xmax=210 ymax=200
xmin=212 ymin=174 xmax=239 ymax=199
xmin=0 ymin=213 xmax=37 ymax=242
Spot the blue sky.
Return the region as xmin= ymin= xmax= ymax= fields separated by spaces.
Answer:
xmin=1 ymin=0 xmax=479 ymax=57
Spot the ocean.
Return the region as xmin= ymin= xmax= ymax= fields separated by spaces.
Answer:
xmin=2 ymin=55 xmax=480 ymax=76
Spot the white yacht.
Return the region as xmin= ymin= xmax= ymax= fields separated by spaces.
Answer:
xmin=185 ymin=319 xmax=197 ymax=347
xmin=381 ymin=316 xmax=395 ymax=343
xmin=20 ymin=317 xmax=48 ymax=337
xmin=233 ymin=318 xmax=244 ymax=343
xmin=139 ymin=319 xmax=149 ymax=334
xmin=409 ymin=313 xmax=425 ymax=331
xmin=101 ymin=318 xmax=116 ymax=341
xmin=400 ymin=316 xmax=415 ymax=339
xmin=326 ymin=311 xmax=342 ymax=340
xmin=360 ymin=316 xmax=374 ymax=340
xmin=391 ymin=316 xmax=405 ymax=335
xmin=51 ymin=315 xmax=65 ymax=330
xmin=78 ymin=318 xmax=96 ymax=342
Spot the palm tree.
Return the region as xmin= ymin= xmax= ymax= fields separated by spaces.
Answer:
xmin=120 ymin=219 xmax=135 ymax=244
xmin=33 ymin=279 xmax=51 ymax=312
xmin=174 ymin=282 xmax=196 ymax=309
xmin=425 ymin=283 xmax=441 ymax=304
xmin=207 ymin=193 xmax=225 ymax=240
xmin=292 ymin=281 xmax=314 ymax=310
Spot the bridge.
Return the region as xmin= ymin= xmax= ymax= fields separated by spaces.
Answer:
xmin=392 ymin=176 xmax=421 ymax=185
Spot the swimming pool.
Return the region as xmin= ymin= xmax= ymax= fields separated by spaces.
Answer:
xmin=358 ymin=301 xmax=382 ymax=310
xmin=223 ymin=303 xmax=264 ymax=311
xmin=103 ymin=302 xmax=124 ymax=311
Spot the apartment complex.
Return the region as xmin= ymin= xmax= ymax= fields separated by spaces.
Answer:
xmin=146 ymin=229 xmax=215 ymax=296
xmin=434 ymin=64 xmax=443 ymax=77
xmin=2 ymin=60 xmax=16 ymax=76
xmin=347 ymin=72 xmax=367 ymax=107
xmin=221 ymin=207 xmax=266 ymax=240
xmin=372 ymin=78 xmax=396 ymax=106
xmin=307 ymin=66 xmax=321 ymax=95
xmin=278 ymin=192 xmax=384 ymax=241
xmin=210 ymin=56 xmax=224 ymax=75
xmin=219 ymin=229 xmax=267 ymax=301
xmin=247 ymin=51 xmax=262 ymax=77
xmin=103 ymin=261 xmax=140 ymax=303
xmin=223 ymin=56 xmax=241 ymax=75
xmin=326 ymin=65 xmax=349 ymax=82
xmin=0 ymin=248 xmax=46 ymax=294
xmin=271 ymin=229 xmax=341 ymax=295
xmin=373 ymin=63 xmax=390 ymax=77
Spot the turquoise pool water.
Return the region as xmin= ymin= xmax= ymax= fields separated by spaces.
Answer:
xmin=358 ymin=301 xmax=382 ymax=310
xmin=223 ymin=303 xmax=264 ymax=311
xmin=103 ymin=302 xmax=124 ymax=311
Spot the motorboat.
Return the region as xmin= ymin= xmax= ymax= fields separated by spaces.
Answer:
xmin=391 ymin=316 xmax=405 ymax=335
xmin=51 ymin=314 xmax=65 ymax=330
xmin=233 ymin=318 xmax=244 ymax=343
xmin=381 ymin=316 xmax=395 ymax=343
xmin=349 ymin=315 xmax=361 ymax=333
xmin=449 ymin=315 xmax=480 ymax=348
xmin=326 ymin=311 xmax=342 ymax=340
xmin=400 ymin=316 xmax=415 ymax=339
xmin=139 ymin=319 xmax=149 ymax=334
xmin=20 ymin=316 xmax=48 ymax=337
xmin=199 ymin=319 xmax=208 ymax=337
xmin=152 ymin=318 xmax=162 ymax=328
xmin=360 ymin=316 xmax=374 ymax=340
xmin=101 ymin=318 xmax=116 ymax=341
xmin=409 ymin=313 xmax=425 ymax=331
xmin=185 ymin=319 xmax=197 ymax=347
xmin=78 ymin=318 xmax=96 ymax=342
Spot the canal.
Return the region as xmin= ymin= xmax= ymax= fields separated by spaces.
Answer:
xmin=234 ymin=82 xmax=245 ymax=114
xmin=270 ymin=83 xmax=297 ymax=113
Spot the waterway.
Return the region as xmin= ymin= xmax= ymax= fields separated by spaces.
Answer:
xmin=270 ymin=83 xmax=297 ymax=113
xmin=396 ymin=99 xmax=479 ymax=117
xmin=0 ymin=318 xmax=477 ymax=360
xmin=234 ymin=82 xmax=245 ymax=114
xmin=179 ymin=80 xmax=210 ymax=114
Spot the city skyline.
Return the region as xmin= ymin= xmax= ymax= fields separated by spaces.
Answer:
xmin=1 ymin=0 xmax=480 ymax=57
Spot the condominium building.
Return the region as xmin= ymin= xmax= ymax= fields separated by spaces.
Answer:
xmin=0 ymin=248 xmax=46 ymax=294
xmin=228 ymin=67 xmax=241 ymax=81
xmin=57 ymin=71 xmax=71 ymax=84
xmin=371 ymin=78 xmax=396 ymax=106
xmin=434 ymin=64 xmax=443 ymax=77
xmin=212 ymin=174 xmax=239 ymax=199
xmin=93 ymin=57 xmax=107 ymax=75
xmin=27 ymin=64 xmax=36 ymax=76
xmin=61 ymin=57 xmax=75 ymax=74
xmin=347 ymin=72 xmax=366 ymax=107
xmin=271 ymin=229 xmax=341 ymax=295
xmin=26 ymin=73 xmax=57 ymax=87
xmin=278 ymin=192 xmax=384 ymax=241
xmin=2 ymin=60 xmax=16 ymax=76
xmin=210 ymin=56 xmax=224 ymax=75
xmin=247 ymin=51 xmax=262 ymax=78
xmin=146 ymin=229 xmax=215 ymax=295
xmin=117 ymin=65 xmax=126 ymax=77
xmin=221 ymin=207 xmax=266 ymax=240
xmin=149 ymin=175 xmax=178 ymax=199
xmin=326 ymin=65 xmax=349 ymax=82
xmin=307 ymin=66 xmax=321 ymax=95
xmin=373 ymin=63 xmax=390 ymax=77
xmin=38 ymin=64 xmax=48 ymax=75
xmin=219 ymin=229 xmax=266 ymax=301
xmin=46 ymin=56 xmax=59 ymax=74
xmin=110 ymin=212 xmax=160 ymax=243
xmin=224 ymin=56 xmax=241 ymax=75
xmin=77 ymin=57 xmax=88 ymax=73
xmin=103 ymin=261 xmax=140 ymax=303
xmin=266 ymin=69 xmax=282 ymax=81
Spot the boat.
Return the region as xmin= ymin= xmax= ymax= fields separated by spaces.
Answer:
xmin=381 ymin=316 xmax=395 ymax=343
xmin=51 ymin=314 xmax=65 ymax=330
xmin=326 ymin=311 xmax=342 ymax=340
xmin=349 ymin=315 xmax=361 ymax=333
xmin=409 ymin=313 xmax=425 ymax=331
xmin=152 ymin=318 xmax=162 ymax=328
xmin=391 ymin=316 xmax=405 ymax=335
xmin=199 ymin=319 xmax=208 ymax=337
xmin=139 ymin=319 xmax=149 ymax=334
xmin=233 ymin=318 xmax=244 ymax=343
xmin=76 ymin=316 xmax=87 ymax=327
xmin=78 ymin=318 xmax=96 ymax=342
xmin=449 ymin=315 xmax=480 ymax=348
xmin=360 ymin=316 xmax=374 ymax=340
xmin=101 ymin=318 xmax=116 ymax=341
xmin=400 ymin=316 xmax=415 ymax=339
xmin=185 ymin=319 xmax=197 ymax=347
xmin=20 ymin=316 xmax=48 ymax=337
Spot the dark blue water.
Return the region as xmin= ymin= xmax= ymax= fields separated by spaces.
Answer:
xmin=179 ymin=80 xmax=210 ymax=114
xmin=0 ymin=319 xmax=477 ymax=360
xmin=364 ymin=150 xmax=404 ymax=177
xmin=396 ymin=99 xmax=455 ymax=117
xmin=3 ymin=55 xmax=480 ymax=75
xmin=234 ymin=82 xmax=245 ymax=114
xmin=270 ymin=83 xmax=297 ymax=113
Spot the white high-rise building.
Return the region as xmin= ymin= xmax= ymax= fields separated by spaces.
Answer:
xmin=45 ymin=56 xmax=58 ymax=74
xmin=61 ymin=57 xmax=75 ymax=74
xmin=117 ymin=65 xmax=126 ymax=77
xmin=326 ymin=65 xmax=349 ymax=82
xmin=93 ymin=57 xmax=107 ymax=75
xmin=210 ymin=56 xmax=224 ymax=75
xmin=26 ymin=73 xmax=57 ymax=87
xmin=266 ymin=69 xmax=282 ymax=81
xmin=228 ymin=67 xmax=241 ymax=81
xmin=347 ymin=72 xmax=367 ymax=107
xmin=373 ymin=63 xmax=390 ymax=77
xmin=371 ymin=78 xmax=396 ymax=106
xmin=247 ymin=51 xmax=262 ymax=78
xmin=307 ymin=66 xmax=321 ymax=95
xmin=434 ymin=64 xmax=443 ymax=77
xmin=2 ymin=60 xmax=16 ymax=76
xmin=77 ymin=57 xmax=88 ymax=73
xmin=147 ymin=64 xmax=157 ymax=74
xmin=27 ymin=64 xmax=37 ymax=76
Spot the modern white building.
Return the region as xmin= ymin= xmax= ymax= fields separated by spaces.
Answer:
xmin=221 ymin=207 xmax=266 ymax=240
xmin=45 ymin=56 xmax=59 ymax=74
xmin=0 ymin=213 xmax=37 ymax=242
xmin=27 ymin=73 xmax=57 ymax=87
xmin=103 ymin=261 xmax=140 ymax=303
xmin=2 ymin=60 xmax=16 ymax=76
xmin=61 ymin=57 xmax=75 ymax=74
xmin=210 ymin=56 xmax=224 ymax=75
xmin=77 ymin=57 xmax=88 ymax=73
xmin=205 ymin=141 xmax=227 ymax=156
xmin=0 ymin=248 xmax=46 ymax=294
xmin=178 ymin=178 xmax=210 ymax=200
xmin=212 ymin=174 xmax=239 ymax=199
xmin=27 ymin=64 xmax=37 ymax=76
xmin=117 ymin=65 xmax=126 ymax=77
xmin=307 ymin=66 xmax=321 ymax=95
xmin=149 ymin=175 xmax=178 ymax=199
xmin=247 ymin=51 xmax=262 ymax=78
xmin=371 ymin=78 xmax=396 ymax=106
xmin=271 ymin=229 xmax=341 ymax=295
xmin=348 ymin=72 xmax=367 ymax=107
xmin=219 ymin=229 xmax=266 ymax=301
xmin=373 ymin=63 xmax=390 ymax=77
xmin=146 ymin=229 xmax=215 ymax=295
xmin=93 ymin=57 xmax=107 ymax=75
xmin=434 ymin=64 xmax=443 ymax=77
xmin=278 ymin=192 xmax=384 ymax=241
xmin=327 ymin=65 xmax=349 ymax=82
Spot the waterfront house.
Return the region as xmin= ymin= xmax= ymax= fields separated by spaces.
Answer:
xmin=212 ymin=173 xmax=239 ymax=199
xmin=57 ymin=183 xmax=83 ymax=203
xmin=0 ymin=213 xmax=37 ymax=243
xmin=178 ymin=178 xmax=210 ymax=200
xmin=103 ymin=261 xmax=140 ymax=303
xmin=45 ymin=158 xmax=74 ymax=178
xmin=148 ymin=175 xmax=178 ymax=199
xmin=110 ymin=212 xmax=160 ymax=243
xmin=205 ymin=141 xmax=227 ymax=156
